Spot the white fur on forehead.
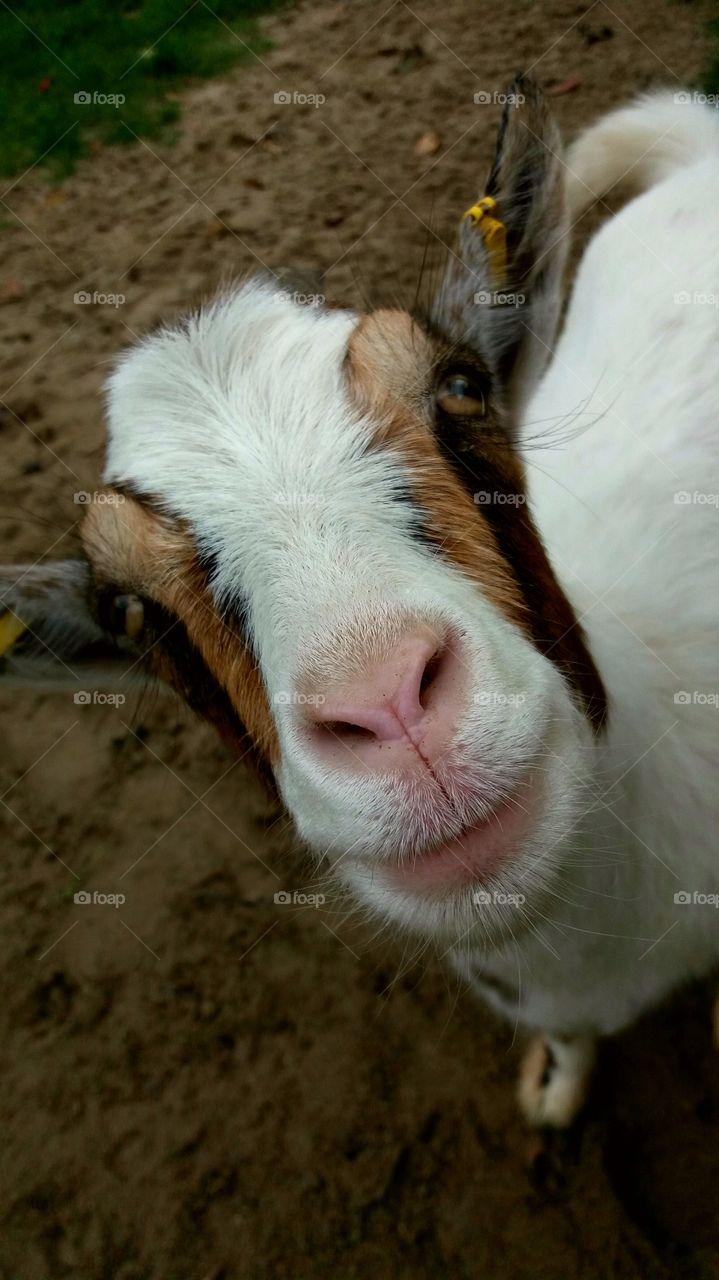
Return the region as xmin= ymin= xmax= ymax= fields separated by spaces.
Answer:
xmin=103 ymin=279 xmax=427 ymax=644
xmin=105 ymin=278 xmax=358 ymax=491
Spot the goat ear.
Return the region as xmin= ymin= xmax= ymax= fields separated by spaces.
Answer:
xmin=430 ymin=74 xmax=567 ymax=416
xmin=0 ymin=561 xmax=146 ymax=692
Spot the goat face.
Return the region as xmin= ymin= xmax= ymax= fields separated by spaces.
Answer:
xmin=1 ymin=79 xmax=606 ymax=946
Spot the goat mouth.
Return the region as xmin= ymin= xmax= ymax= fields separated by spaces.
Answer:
xmin=384 ymin=772 xmax=537 ymax=895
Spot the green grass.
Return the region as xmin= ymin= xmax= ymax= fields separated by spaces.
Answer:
xmin=0 ymin=0 xmax=287 ymax=179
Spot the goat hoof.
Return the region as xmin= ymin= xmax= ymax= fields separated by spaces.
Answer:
xmin=518 ymin=1033 xmax=595 ymax=1129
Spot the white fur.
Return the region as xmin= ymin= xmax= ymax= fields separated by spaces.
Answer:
xmin=465 ymin=95 xmax=719 ymax=1036
xmin=565 ymin=90 xmax=719 ymax=217
xmin=104 ymin=94 xmax=719 ymax=1046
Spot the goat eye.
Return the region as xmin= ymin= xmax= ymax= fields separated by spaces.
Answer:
xmin=110 ymin=593 xmax=145 ymax=641
xmin=436 ymin=372 xmax=486 ymax=417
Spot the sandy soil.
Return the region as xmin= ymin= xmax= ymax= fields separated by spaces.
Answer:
xmin=1 ymin=1 xmax=718 ymax=1277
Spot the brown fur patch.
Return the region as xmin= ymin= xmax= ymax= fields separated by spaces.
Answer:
xmin=81 ymin=492 xmax=279 ymax=768
xmin=345 ymin=310 xmax=607 ymax=729
xmin=347 ymin=311 xmax=526 ymax=626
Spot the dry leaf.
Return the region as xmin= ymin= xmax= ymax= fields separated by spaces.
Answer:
xmin=414 ymin=129 xmax=441 ymax=157
xmin=546 ymin=77 xmax=581 ymax=97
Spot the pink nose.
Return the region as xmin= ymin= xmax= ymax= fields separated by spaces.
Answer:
xmin=302 ymin=630 xmax=463 ymax=770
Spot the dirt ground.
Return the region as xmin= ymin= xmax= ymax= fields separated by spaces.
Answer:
xmin=1 ymin=1 xmax=718 ymax=1277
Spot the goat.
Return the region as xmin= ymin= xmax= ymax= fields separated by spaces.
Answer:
xmin=2 ymin=77 xmax=718 ymax=1127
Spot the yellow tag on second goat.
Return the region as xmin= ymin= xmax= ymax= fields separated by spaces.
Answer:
xmin=0 ymin=612 xmax=28 ymax=658
xmin=462 ymin=195 xmax=507 ymax=285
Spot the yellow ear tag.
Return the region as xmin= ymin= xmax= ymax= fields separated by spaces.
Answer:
xmin=462 ymin=194 xmax=507 ymax=286
xmin=0 ymin=611 xmax=28 ymax=658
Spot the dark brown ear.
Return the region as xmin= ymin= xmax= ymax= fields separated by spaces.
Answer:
xmin=430 ymin=73 xmax=568 ymax=418
xmin=0 ymin=561 xmax=147 ymax=692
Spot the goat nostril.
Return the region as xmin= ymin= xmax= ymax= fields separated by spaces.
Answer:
xmin=318 ymin=720 xmax=377 ymax=745
xmin=418 ymin=647 xmax=444 ymax=708
xmin=300 ymin=632 xmax=456 ymax=761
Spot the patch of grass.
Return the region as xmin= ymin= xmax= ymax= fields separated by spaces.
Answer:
xmin=59 ymin=881 xmax=84 ymax=903
xmin=0 ymin=0 xmax=287 ymax=179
